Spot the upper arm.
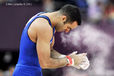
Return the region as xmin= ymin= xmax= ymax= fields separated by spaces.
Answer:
xmin=36 ymin=36 xmax=51 ymax=66
xmin=35 ymin=18 xmax=53 ymax=67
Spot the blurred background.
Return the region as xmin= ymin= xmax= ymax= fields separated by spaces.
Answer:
xmin=0 ymin=0 xmax=114 ymax=76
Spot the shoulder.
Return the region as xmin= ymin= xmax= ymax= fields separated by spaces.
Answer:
xmin=33 ymin=18 xmax=53 ymax=40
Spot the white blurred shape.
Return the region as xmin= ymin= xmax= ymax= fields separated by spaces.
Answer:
xmin=3 ymin=52 xmax=12 ymax=63
xmin=60 ymin=23 xmax=114 ymax=76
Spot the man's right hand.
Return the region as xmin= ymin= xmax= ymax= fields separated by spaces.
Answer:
xmin=69 ymin=52 xmax=90 ymax=70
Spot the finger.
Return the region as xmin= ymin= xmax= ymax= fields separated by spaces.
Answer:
xmin=82 ymin=53 xmax=87 ymax=56
xmin=72 ymin=51 xmax=78 ymax=54
xmin=77 ymin=53 xmax=87 ymax=56
xmin=74 ymin=65 xmax=81 ymax=69
xmin=79 ymin=61 xmax=90 ymax=70
xmin=69 ymin=51 xmax=77 ymax=56
xmin=85 ymin=53 xmax=87 ymax=55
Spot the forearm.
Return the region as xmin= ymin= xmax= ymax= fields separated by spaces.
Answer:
xmin=43 ymin=57 xmax=68 ymax=69
xmin=51 ymin=48 xmax=66 ymax=59
xmin=42 ymin=48 xmax=68 ymax=69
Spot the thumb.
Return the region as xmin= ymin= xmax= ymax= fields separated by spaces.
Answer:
xmin=69 ymin=51 xmax=78 ymax=56
xmin=82 ymin=53 xmax=87 ymax=56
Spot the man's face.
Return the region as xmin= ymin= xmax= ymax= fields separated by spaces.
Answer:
xmin=56 ymin=21 xmax=78 ymax=33
xmin=64 ymin=21 xmax=78 ymax=33
xmin=55 ymin=15 xmax=78 ymax=33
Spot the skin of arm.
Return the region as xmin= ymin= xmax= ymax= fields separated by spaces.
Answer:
xmin=49 ymin=31 xmax=89 ymax=69
xmin=50 ymin=36 xmax=66 ymax=59
xmin=35 ymin=18 xmax=68 ymax=69
xmin=51 ymin=48 xmax=66 ymax=59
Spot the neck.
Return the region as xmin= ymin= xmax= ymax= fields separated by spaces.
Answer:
xmin=48 ymin=11 xmax=61 ymax=28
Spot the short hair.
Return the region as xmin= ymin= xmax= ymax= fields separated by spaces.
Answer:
xmin=59 ymin=4 xmax=81 ymax=25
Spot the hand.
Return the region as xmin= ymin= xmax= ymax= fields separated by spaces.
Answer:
xmin=69 ymin=52 xmax=90 ymax=70
xmin=78 ymin=55 xmax=90 ymax=70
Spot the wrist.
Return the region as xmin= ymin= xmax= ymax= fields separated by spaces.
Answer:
xmin=66 ymin=56 xmax=74 ymax=66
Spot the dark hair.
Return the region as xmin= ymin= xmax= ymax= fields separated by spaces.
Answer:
xmin=59 ymin=4 xmax=81 ymax=25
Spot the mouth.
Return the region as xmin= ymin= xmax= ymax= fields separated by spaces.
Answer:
xmin=65 ymin=29 xmax=69 ymax=33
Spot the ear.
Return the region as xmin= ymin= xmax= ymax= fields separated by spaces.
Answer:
xmin=62 ymin=15 xmax=67 ymax=22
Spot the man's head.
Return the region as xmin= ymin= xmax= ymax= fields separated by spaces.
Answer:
xmin=55 ymin=4 xmax=81 ymax=33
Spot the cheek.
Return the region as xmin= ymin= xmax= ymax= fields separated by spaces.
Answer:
xmin=65 ymin=29 xmax=70 ymax=33
xmin=58 ymin=22 xmax=63 ymax=26
xmin=59 ymin=23 xmax=65 ymax=28
xmin=56 ymin=23 xmax=64 ymax=30
xmin=63 ymin=24 xmax=67 ymax=28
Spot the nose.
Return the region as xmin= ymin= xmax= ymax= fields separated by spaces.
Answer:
xmin=65 ymin=28 xmax=70 ymax=33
